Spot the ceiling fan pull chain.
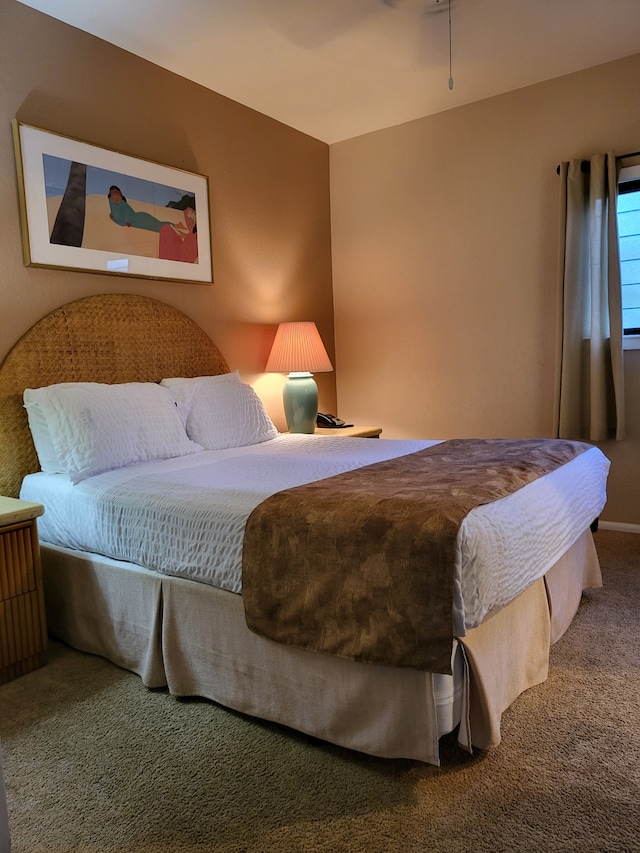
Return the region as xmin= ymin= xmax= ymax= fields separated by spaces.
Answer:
xmin=448 ymin=0 xmax=454 ymax=90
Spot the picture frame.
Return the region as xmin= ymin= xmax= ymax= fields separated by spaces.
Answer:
xmin=12 ymin=121 xmax=213 ymax=284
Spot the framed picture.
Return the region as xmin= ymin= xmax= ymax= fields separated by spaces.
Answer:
xmin=12 ymin=121 xmax=213 ymax=284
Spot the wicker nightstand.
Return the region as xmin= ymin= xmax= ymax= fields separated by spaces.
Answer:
xmin=0 ymin=496 xmax=47 ymax=684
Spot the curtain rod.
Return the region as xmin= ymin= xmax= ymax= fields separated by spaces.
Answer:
xmin=556 ymin=150 xmax=640 ymax=175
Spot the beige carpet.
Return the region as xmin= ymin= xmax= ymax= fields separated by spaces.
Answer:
xmin=1 ymin=530 xmax=638 ymax=853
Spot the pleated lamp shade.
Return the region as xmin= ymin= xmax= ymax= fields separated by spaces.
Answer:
xmin=265 ymin=322 xmax=333 ymax=374
xmin=265 ymin=322 xmax=333 ymax=433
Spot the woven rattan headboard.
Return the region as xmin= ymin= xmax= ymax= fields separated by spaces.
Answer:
xmin=0 ymin=293 xmax=230 ymax=497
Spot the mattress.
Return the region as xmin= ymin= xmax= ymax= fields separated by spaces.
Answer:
xmin=20 ymin=434 xmax=610 ymax=635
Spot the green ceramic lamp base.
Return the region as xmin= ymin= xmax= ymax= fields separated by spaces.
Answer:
xmin=283 ymin=372 xmax=318 ymax=433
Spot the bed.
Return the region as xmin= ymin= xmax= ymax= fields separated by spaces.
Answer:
xmin=0 ymin=293 xmax=609 ymax=765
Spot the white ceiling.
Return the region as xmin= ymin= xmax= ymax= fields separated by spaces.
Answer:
xmin=17 ymin=0 xmax=640 ymax=144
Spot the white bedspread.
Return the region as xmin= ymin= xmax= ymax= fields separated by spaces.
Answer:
xmin=20 ymin=434 xmax=609 ymax=635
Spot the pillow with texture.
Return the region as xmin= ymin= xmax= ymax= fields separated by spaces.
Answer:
xmin=24 ymin=382 xmax=202 ymax=483
xmin=161 ymin=371 xmax=241 ymax=428
xmin=23 ymin=398 xmax=65 ymax=473
xmin=161 ymin=372 xmax=278 ymax=449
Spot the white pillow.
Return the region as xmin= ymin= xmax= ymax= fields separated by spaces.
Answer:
xmin=24 ymin=382 xmax=202 ymax=483
xmin=160 ymin=371 xmax=241 ymax=428
xmin=161 ymin=372 xmax=278 ymax=449
xmin=23 ymin=398 xmax=65 ymax=473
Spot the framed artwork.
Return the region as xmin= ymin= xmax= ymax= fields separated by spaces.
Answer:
xmin=12 ymin=121 xmax=213 ymax=284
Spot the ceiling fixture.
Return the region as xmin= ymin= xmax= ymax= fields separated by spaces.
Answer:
xmin=423 ymin=0 xmax=455 ymax=90
xmin=378 ymin=0 xmax=457 ymax=89
xmin=447 ymin=0 xmax=453 ymax=89
xmin=427 ymin=0 xmax=453 ymax=89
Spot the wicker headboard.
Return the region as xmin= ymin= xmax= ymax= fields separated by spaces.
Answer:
xmin=0 ymin=293 xmax=230 ymax=497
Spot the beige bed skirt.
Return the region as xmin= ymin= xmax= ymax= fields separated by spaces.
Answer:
xmin=41 ymin=530 xmax=601 ymax=765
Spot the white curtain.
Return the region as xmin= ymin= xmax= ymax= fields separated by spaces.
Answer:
xmin=555 ymin=153 xmax=626 ymax=442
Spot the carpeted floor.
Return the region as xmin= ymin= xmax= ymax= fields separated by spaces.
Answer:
xmin=1 ymin=530 xmax=638 ymax=852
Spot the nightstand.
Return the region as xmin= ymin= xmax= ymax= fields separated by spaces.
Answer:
xmin=0 ymin=496 xmax=47 ymax=684
xmin=314 ymin=425 xmax=382 ymax=438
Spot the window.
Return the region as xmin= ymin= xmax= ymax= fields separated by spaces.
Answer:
xmin=617 ymin=165 xmax=640 ymax=350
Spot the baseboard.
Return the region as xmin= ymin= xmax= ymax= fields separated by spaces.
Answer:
xmin=598 ymin=521 xmax=640 ymax=535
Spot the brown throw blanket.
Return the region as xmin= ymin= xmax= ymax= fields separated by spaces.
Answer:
xmin=242 ymin=438 xmax=590 ymax=673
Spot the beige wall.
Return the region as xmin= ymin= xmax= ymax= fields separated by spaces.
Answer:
xmin=330 ymin=53 xmax=640 ymax=527
xmin=0 ymin=0 xmax=336 ymax=430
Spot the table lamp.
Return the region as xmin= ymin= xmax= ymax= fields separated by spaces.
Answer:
xmin=265 ymin=321 xmax=333 ymax=433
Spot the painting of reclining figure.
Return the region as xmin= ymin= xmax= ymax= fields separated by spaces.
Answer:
xmin=13 ymin=122 xmax=212 ymax=283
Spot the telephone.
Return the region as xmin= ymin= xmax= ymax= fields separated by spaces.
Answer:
xmin=316 ymin=412 xmax=353 ymax=428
